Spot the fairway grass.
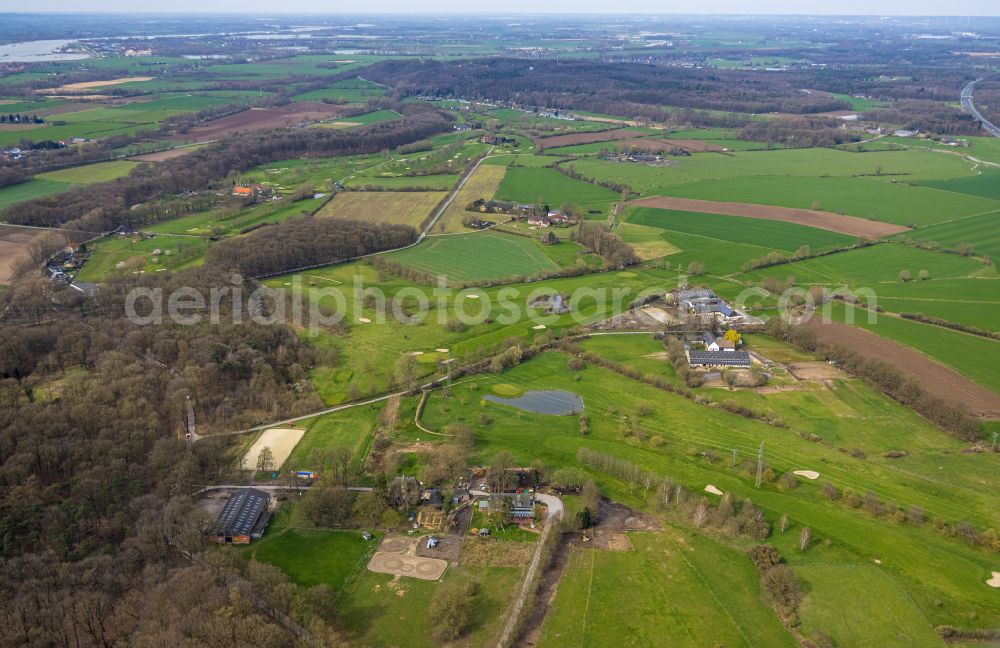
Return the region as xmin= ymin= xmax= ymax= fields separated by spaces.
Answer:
xmin=797 ymin=564 xmax=942 ymax=647
xmin=538 ymin=530 xmax=796 ymax=648
xmin=418 ymin=351 xmax=1000 ymax=630
xmin=385 ymin=231 xmax=560 ymax=284
xmin=317 ymin=190 xmax=446 ymax=228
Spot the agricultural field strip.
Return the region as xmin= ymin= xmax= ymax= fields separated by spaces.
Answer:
xmin=484 ymin=367 xmax=997 ymax=528
xmin=631 ymin=196 xmax=910 ymax=238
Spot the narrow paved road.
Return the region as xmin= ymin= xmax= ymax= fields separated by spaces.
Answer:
xmin=472 ymin=490 xmax=564 ymax=648
xmin=961 ymin=79 xmax=1000 ymax=138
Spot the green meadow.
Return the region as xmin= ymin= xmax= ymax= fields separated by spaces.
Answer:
xmin=495 ymin=167 xmax=619 ymax=213
xmin=627 ymin=205 xmax=855 ymax=252
xmin=739 ymin=243 xmax=987 ymax=285
xmin=0 ymin=179 xmax=71 ymax=214
xmin=36 ymin=159 xmax=137 ymax=184
xmin=385 ymin=231 xmax=563 ymax=284
xmin=538 ymin=531 xmax=797 ymax=648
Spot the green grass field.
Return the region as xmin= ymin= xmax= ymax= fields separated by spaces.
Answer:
xmin=627 ymin=205 xmax=856 ymax=252
xmin=917 ymin=170 xmax=1000 ymax=201
xmin=35 ymin=160 xmax=137 ymax=184
xmin=385 ymin=231 xmax=561 ymax=284
xmin=873 ymin=278 xmax=1000 ymax=331
xmin=417 ymin=350 xmax=1000 ymax=634
xmin=796 ymin=564 xmax=942 ymax=647
xmin=284 ymin=403 xmax=382 ymax=467
xmin=74 ymin=234 xmax=208 ymax=281
xmin=538 ymin=530 xmax=796 ymax=648
xmin=828 ymin=301 xmax=1000 ymax=394
xmin=252 ymin=528 xmax=378 ymax=590
xmin=662 ymin=176 xmax=998 ymax=227
xmin=909 ymin=211 xmax=1000 ymax=262
xmin=0 ymin=179 xmax=71 ymax=214
xmin=495 ymin=167 xmax=619 ymax=214
xmin=739 ymin=243 xmax=986 ymax=285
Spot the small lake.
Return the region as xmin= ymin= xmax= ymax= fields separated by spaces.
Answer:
xmin=484 ymin=390 xmax=584 ymax=415
xmin=0 ymin=40 xmax=90 ymax=63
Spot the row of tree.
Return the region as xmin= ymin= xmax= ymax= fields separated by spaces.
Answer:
xmin=2 ymin=104 xmax=454 ymax=232
xmin=208 ymin=216 xmax=417 ymax=277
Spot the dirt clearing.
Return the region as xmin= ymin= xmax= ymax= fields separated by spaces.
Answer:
xmin=42 ymin=76 xmax=152 ymax=93
xmin=0 ymin=225 xmax=45 ymax=285
xmin=129 ymin=145 xmax=207 ymax=162
xmin=240 ymin=427 xmax=305 ymax=471
xmin=788 ymin=361 xmax=849 ymax=381
xmin=803 ymin=318 xmax=1000 ymax=417
xmin=631 ymin=195 xmax=910 ymax=238
xmin=317 ymin=190 xmax=446 ymax=228
xmin=180 ymin=103 xmax=347 ymax=142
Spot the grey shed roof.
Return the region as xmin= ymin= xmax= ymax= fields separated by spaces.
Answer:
xmin=208 ymin=488 xmax=269 ymax=537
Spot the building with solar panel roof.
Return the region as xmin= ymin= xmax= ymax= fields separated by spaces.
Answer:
xmin=207 ymin=488 xmax=271 ymax=544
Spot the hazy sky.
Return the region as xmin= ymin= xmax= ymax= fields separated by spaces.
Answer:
xmin=14 ymin=1 xmax=1000 ymax=16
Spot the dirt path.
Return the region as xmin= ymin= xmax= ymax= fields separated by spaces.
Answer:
xmin=631 ymin=195 xmax=910 ymax=238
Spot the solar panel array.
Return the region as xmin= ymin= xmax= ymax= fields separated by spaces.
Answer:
xmin=209 ymin=488 xmax=268 ymax=537
xmin=688 ymin=350 xmax=751 ymax=367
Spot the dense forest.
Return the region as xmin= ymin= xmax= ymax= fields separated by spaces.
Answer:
xmin=2 ymin=104 xmax=453 ymax=232
xmin=359 ymin=58 xmax=852 ymax=117
xmin=207 ymin=217 xmax=418 ymax=277
xmin=0 ymin=267 xmax=347 ymax=646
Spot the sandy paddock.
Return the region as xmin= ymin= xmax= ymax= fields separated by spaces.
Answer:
xmin=787 ymin=362 xmax=849 ymax=381
xmin=240 ymin=427 xmax=305 ymax=471
xmin=368 ymin=551 xmax=447 ymax=580
xmin=379 ymin=536 xmax=415 ymax=554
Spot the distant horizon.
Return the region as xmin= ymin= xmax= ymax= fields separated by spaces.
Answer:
xmin=3 ymin=6 xmax=1000 ymax=18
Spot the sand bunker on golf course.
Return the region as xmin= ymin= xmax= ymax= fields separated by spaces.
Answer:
xmin=704 ymin=485 xmax=723 ymax=495
xmin=794 ymin=470 xmax=820 ymax=480
xmin=241 ymin=427 xmax=305 ymax=471
xmin=988 ymin=572 xmax=1000 ymax=588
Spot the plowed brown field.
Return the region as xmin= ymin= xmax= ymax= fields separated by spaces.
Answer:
xmin=181 ymin=103 xmax=347 ymax=142
xmin=803 ymin=317 xmax=1000 ymax=417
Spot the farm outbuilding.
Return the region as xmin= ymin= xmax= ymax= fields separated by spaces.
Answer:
xmin=687 ymin=350 xmax=751 ymax=368
xmin=206 ymin=488 xmax=271 ymax=544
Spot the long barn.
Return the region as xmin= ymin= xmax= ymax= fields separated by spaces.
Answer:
xmin=207 ymin=488 xmax=271 ymax=544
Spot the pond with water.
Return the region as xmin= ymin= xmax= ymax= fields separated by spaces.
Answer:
xmin=484 ymin=390 xmax=584 ymax=415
